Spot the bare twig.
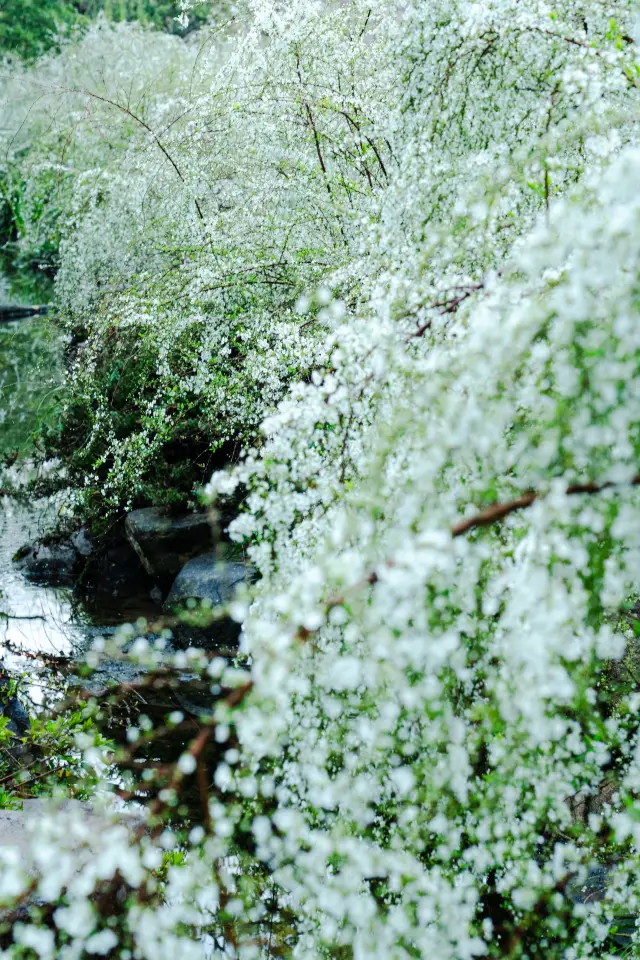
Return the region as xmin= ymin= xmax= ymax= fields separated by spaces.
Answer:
xmin=406 ymin=283 xmax=484 ymax=341
xmin=64 ymin=87 xmax=205 ymax=222
xmin=0 ymin=611 xmax=46 ymax=622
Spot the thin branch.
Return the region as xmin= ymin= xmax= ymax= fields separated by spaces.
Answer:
xmin=544 ymin=166 xmax=550 ymax=214
xmin=452 ymin=492 xmax=537 ymax=536
xmin=64 ymin=87 xmax=205 ymax=222
xmin=298 ymin=472 xmax=640 ymax=642
xmin=530 ymin=26 xmax=638 ymax=88
xmin=406 ymin=283 xmax=484 ymax=341
xmin=135 ymin=725 xmax=211 ymax=838
xmin=0 ymin=611 xmax=46 ymax=621
xmin=452 ymin=474 xmax=640 ymax=537
xmin=295 ymin=55 xmax=348 ymax=245
xmin=196 ymin=750 xmax=212 ymax=833
xmin=359 ymin=8 xmax=372 ymax=39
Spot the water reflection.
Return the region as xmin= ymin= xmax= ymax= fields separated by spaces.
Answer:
xmin=0 ymin=498 xmax=84 ymax=659
xmin=0 ymin=275 xmax=83 ymax=675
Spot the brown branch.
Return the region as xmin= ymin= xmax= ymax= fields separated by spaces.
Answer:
xmin=336 ymin=108 xmax=388 ymax=183
xmin=141 ymin=726 xmax=211 ymax=837
xmin=452 ymin=492 xmax=537 ymax=536
xmin=294 ymin=472 xmax=640 ymax=644
xmin=196 ymin=751 xmax=212 ymax=833
xmin=337 ymin=109 xmax=373 ymax=188
xmin=295 ymin=58 xmax=329 ymax=181
xmin=295 ymin=56 xmax=348 ymax=245
xmin=306 ymin=101 xmax=328 ymax=176
xmin=530 ymin=26 xmax=638 ymax=88
xmin=131 ymin=681 xmax=253 ymax=836
xmin=299 ymin=314 xmax=318 ymax=330
xmin=365 ymin=135 xmax=388 ymax=181
xmin=406 ymin=283 xmax=484 ymax=341
xmin=544 ymin=166 xmax=550 ymax=214
xmin=452 ymin=474 xmax=640 ymax=537
xmin=65 ymin=87 xmax=205 ymax=221
xmin=225 ymin=681 xmax=254 ymax=708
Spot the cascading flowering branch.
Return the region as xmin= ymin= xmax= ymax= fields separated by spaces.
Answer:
xmin=207 ymin=1 xmax=640 ymax=956
xmin=0 ymin=0 xmax=391 ymax=513
xmin=2 ymin=0 xmax=640 ymax=957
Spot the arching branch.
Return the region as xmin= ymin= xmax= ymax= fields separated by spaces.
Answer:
xmin=65 ymin=87 xmax=205 ymax=222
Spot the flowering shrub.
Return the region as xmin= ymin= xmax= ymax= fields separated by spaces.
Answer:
xmin=1 ymin=2 xmax=389 ymax=516
xmin=2 ymin=0 xmax=640 ymax=958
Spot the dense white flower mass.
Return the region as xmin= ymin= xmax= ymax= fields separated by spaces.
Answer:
xmin=2 ymin=0 xmax=640 ymax=956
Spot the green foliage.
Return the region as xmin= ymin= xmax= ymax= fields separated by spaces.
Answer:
xmin=0 ymin=0 xmax=215 ymax=62
xmin=1 ymin=9 xmax=385 ymax=520
xmin=0 ymin=682 xmax=110 ymax=803
xmin=43 ymin=322 xmax=240 ymax=518
xmin=0 ymin=0 xmax=80 ymax=62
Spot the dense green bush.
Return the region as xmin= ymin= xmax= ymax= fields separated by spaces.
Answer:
xmin=0 ymin=0 xmax=213 ymax=62
xmin=0 ymin=0 xmax=81 ymax=62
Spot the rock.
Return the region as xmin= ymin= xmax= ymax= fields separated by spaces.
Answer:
xmin=125 ymin=507 xmax=214 ymax=580
xmin=166 ymin=554 xmax=247 ymax=607
xmin=15 ymin=527 xmax=153 ymax=608
xmin=15 ymin=526 xmax=92 ymax=586
xmin=164 ymin=554 xmax=248 ymax=649
xmin=568 ymin=779 xmax=618 ymax=825
xmin=14 ymin=540 xmax=78 ymax=585
xmin=0 ymin=665 xmax=29 ymax=740
xmin=150 ymin=585 xmax=163 ymax=604
xmin=566 ymin=864 xmax=611 ymax=905
xmin=70 ymin=526 xmax=93 ymax=557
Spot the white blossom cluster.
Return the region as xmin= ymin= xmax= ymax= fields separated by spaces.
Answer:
xmin=1 ymin=2 xmax=391 ymax=510
xmin=2 ymin=0 xmax=640 ymax=957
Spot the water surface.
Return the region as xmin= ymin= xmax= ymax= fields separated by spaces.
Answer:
xmin=0 ymin=278 xmax=91 ymax=668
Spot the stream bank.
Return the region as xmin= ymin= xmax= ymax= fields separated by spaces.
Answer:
xmin=0 ymin=280 xmax=248 ymax=836
xmin=1 ymin=278 xmax=245 ymax=665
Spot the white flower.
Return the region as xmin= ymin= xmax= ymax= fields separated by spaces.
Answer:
xmin=177 ymin=754 xmax=197 ymax=776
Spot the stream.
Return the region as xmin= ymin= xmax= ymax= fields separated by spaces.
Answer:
xmin=0 ymin=277 xmax=77 ymax=664
xmin=0 ymin=275 xmax=223 ymax=756
xmin=0 ymin=277 xmax=154 ymax=682
xmin=0 ymin=499 xmax=85 ymax=659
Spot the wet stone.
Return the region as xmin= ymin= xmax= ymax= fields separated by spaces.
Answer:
xmin=70 ymin=526 xmax=93 ymax=557
xmin=125 ymin=507 xmax=214 ymax=580
xmin=165 ymin=554 xmax=248 ymax=650
xmin=566 ymin=865 xmax=611 ymax=905
xmin=14 ymin=540 xmax=78 ymax=585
